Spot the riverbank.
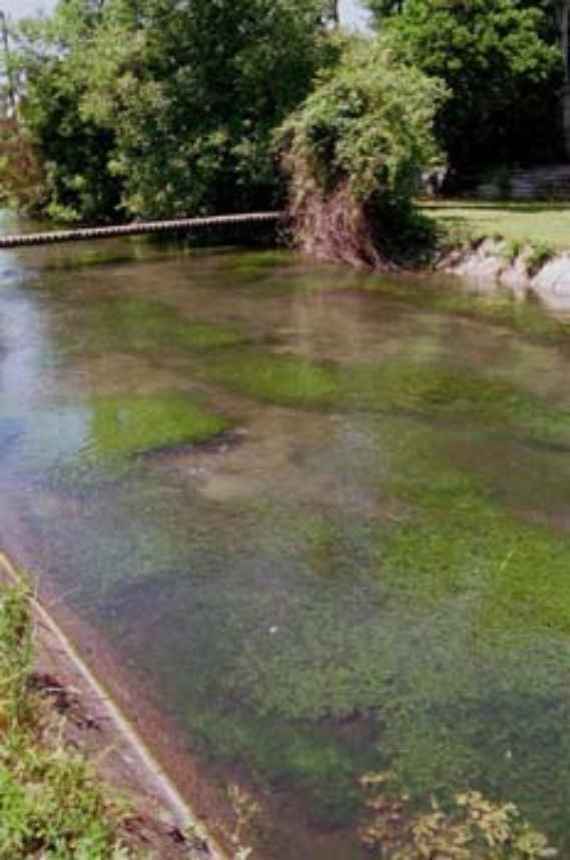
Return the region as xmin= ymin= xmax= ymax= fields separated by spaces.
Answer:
xmin=436 ymin=235 xmax=570 ymax=293
xmin=422 ymin=200 xmax=570 ymax=253
xmin=0 ymin=556 xmax=216 ymax=860
xmin=419 ymin=200 xmax=570 ymax=300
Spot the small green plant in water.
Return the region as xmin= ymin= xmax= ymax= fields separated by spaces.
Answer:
xmin=208 ymin=353 xmax=340 ymax=409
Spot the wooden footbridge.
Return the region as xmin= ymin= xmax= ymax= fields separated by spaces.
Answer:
xmin=0 ymin=211 xmax=283 ymax=249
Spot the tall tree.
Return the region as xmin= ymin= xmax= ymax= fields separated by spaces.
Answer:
xmin=6 ymin=0 xmax=336 ymax=221
xmin=373 ymin=0 xmax=564 ymax=173
xmin=79 ymin=0 xmax=335 ymax=218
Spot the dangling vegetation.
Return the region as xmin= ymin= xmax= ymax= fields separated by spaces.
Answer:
xmin=276 ymin=37 xmax=447 ymax=266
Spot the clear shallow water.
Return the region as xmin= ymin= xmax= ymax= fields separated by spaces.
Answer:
xmin=3 ymin=223 xmax=570 ymax=856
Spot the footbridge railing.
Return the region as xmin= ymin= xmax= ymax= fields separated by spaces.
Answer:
xmin=0 ymin=211 xmax=284 ymax=249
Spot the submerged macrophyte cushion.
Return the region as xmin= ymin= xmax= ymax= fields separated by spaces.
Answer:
xmin=4 ymin=393 xmax=231 ymax=484
xmin=83 ymin=392 xmax=231 ymax=462
xmin=71 ymin=297 xmax=246 ymax=356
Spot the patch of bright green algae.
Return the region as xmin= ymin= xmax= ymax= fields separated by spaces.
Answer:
xmin=10 ymin=393 xmax=230 ymax=482
xmin=380 ymin=465 xmax=570 ymax=633
xmin=208 ymin=353 xmax=341 ymax=408
xmin=85 ymin=393 xmax=230 ymax=463
xmin=208 ymin=351 xmax=570 ymax=447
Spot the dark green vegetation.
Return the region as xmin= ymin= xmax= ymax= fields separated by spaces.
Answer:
xmin=0 ymin=0 xmax=336 ymax=222
xmin=0 ymin=584 xmax=132 ymax=858
xmin=276 ymin=37 xmax=445 ymax=265
xmin=1 ymin=1 xmax=564 ymax=264
xmin=71 ymin=297 xmax=246 ymax=355
xmin=208 ymin=351 xmax=570 ymax=449
xmin=367 ymin=0 xmax=564 ymax=178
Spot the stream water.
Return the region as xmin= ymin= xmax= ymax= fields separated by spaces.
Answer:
xmin=2 ymin=214 xmax=570 ymax=857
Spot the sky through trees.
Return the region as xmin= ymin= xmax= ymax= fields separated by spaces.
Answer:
xmin=1 ymin=0 xmax=370 ymax=27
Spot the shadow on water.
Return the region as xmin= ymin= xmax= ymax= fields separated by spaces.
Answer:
xmin=2 ymin=234 xmax=570 ymax=856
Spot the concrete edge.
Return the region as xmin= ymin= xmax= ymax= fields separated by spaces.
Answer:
xmin=0 ymin=549 xmax=227 ymax=860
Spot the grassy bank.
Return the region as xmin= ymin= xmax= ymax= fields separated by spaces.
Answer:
xmin=0 ymin=583 xmax=137 ymax=859
xmin=422 ymin=200 xmax=570 ymax=255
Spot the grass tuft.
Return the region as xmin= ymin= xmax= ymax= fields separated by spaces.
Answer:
xmin=0 ymin=584 xmax=133 ymax=859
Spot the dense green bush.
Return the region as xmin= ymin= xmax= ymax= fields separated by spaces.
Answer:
xmin=277 ymin=37 xmax=447 ymax=265
xmin=4 ymin=0 xmax=335 ymax=222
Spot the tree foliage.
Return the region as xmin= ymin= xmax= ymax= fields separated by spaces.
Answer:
xmin=277 ymin=37 xmax=446 ymax=266
xmin=365 ymin=0 xmax=403 ymax=20
xmin=4 ymin=0 xmax=334 ymax=222
xmin=367 ymin=0 xmax=564 ymax=173
xmin=2 ymin=0 xmax=566 ymax=229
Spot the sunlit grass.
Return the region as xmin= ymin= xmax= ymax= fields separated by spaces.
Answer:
xmin=421 ymin=199 xmax=570 ymax=252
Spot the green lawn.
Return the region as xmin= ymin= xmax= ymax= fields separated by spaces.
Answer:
xmin=421 ymin=200 xmax=570 ymax=253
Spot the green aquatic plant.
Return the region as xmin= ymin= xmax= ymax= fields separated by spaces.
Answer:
xmin=208 ymin=353 xmax=341 ymax=409
xmin=86 ymin=393 xmax=230 ymax=462
xmin=72 ymin=297 xmax=246 ymax=356
xmin=226 ymin=250 xmax=298 ymax=275
xmin=209 ymin=350 xmax=570 ymax=448
xmin=347 ymin=362 xmax=570 ymax=448
xmin=188 ymin=695 xmax=366 ymax=824
xmin=378 ymin=464 xmax=570 ymax=634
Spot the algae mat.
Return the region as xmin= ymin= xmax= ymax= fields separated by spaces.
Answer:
xmin=1 ymin=238 xmax=570 ymax=858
